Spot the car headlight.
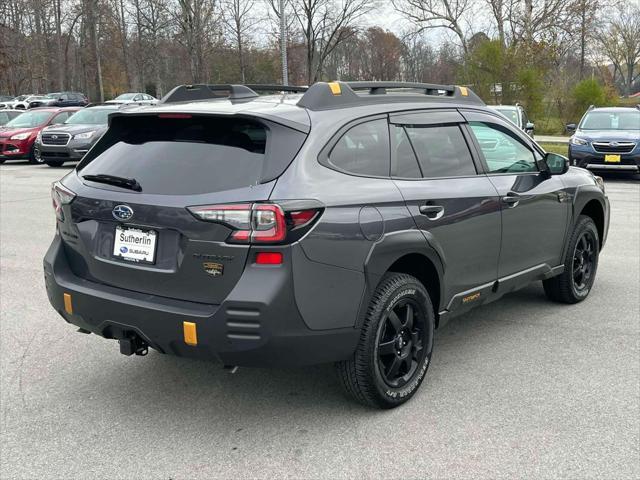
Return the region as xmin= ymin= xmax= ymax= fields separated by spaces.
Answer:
xmin=74 ymin=131 xmax=95 ymax=140
xmin=594 ymin=175 xmax=605 ymax=193
xmin=10 ymin=132 xmax=31 ymax=140
xmin=36 ymin=131 xmax=42 ymax=142
xmin=570 ymin=136 xmax=588 ymax=146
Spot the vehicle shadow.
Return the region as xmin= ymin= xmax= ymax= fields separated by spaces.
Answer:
xmin=55 ymin=283 xmax=559 ymax=428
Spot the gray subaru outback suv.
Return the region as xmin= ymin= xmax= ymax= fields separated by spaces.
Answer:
xmin=44 ymin=82 xmax=610 ymax=408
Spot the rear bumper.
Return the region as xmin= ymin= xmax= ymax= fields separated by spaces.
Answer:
xmin=43 ymin=235 xmax=359 ymax=367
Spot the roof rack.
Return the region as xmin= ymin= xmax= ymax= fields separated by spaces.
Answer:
xmin=160 ymin=84 xmax=308 ymax=104
xmin=244 ymin=84 xmax=308 ymax=94
xmin=297 ymin=81 xmax=484 ymax=110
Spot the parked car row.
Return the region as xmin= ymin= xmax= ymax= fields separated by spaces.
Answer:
xmin=0 ymin=90 xmax=159 ymax=167
xmin=0 ymin=91 xmax=157 ymax=110
xmin=0 ymin=104 xmax=118 ymax=166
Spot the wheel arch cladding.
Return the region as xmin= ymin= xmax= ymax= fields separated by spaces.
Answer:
xmin=387 ymin=254 xmax=441 ymax=326
xmin=579 ymin=199 xmax=605 ymax=249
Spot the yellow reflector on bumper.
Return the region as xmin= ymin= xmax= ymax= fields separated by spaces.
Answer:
xmin=63 ymin=293 xmax=73 ymax=314
xmin=183 ymin=322 xmax=198 ymax=346
xmin=328 ymin=82 xmax=341 ymax=95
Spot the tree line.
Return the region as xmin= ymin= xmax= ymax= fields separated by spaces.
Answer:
xmin=1 ymin=0 xmax=638 ymax=125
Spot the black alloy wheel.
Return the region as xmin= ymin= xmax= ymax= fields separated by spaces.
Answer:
xmin=572 ymin=230 xmax=596 ymax=292
xmin=376 ymin=299 xmax=426 ymax=388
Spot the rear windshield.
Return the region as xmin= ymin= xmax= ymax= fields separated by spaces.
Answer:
xmin=78 ymin=115 xmax=278 ymax=195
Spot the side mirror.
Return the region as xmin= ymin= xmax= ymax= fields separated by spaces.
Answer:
xmin=565 ymin=123 xmax=577 ymax=134
xmin=525 ymin=122 xmax=535 ymax=131
xmin=544 ymin=152 xmax=569 ymax=175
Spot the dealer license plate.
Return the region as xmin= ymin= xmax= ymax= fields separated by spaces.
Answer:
xmin=113 ymin=225 xmax=157 ymax=264
xmin=605 ymin=154 xmax=621 ymax=163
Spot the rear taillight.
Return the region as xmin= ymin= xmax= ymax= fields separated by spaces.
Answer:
xmin=188 ymin=202 xmax=321 ymax=244
xmin=51 ymin=182 xmax=76 ymax=221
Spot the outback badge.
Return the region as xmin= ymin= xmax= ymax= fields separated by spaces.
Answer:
xmin=203 ymin=262 xmax=224 ymax=277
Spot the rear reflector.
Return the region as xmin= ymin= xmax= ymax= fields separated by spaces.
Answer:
xmin=63 ymin=293 xmax=73 ymax=314
xmin=255 ymin=252 xmax=283 ymax=265
xmin=183 ymin=321 xmax=198 ymax=346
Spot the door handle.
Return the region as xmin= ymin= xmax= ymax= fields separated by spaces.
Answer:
xmin=501 ymin=193 xmax=520 ymax=208
xmin=419 ymin=204 xmax=445 ymax=220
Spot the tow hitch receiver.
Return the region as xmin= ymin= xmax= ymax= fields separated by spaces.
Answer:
xmin=119 ymin=336 xmax=149 ymax=356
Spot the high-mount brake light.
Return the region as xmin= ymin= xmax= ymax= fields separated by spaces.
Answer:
xmin=158 ymin=113 xmax=192 ymax=119
xmin=51 ymin=182 xmax=76 ymax=222
xmin=188 ymin=203 xmax=320 ymax=244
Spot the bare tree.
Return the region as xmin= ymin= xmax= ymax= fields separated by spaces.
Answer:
xmin=137 ymin=0 xmax=172 ymax=96
xmin=510 ymin=0 xmax=574 ymax=45
xmin=569 ymin=0 xmax=600 ymax=78
xmin=222 ymin=0 xmax=259 ymax=82
xmin=292 ymin=0 xmax=374 ymax=84
xmin=174 ymin=0 xmax=219 ymax=83
xmin=392 ymin=0 xmax=473 ymax=53
xmin=482 ymin=0 xmax=519 ymax=45
xmin=595 ymin=2 xmax=640 ymax=97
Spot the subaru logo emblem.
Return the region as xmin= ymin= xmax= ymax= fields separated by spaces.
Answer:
xmin=51 ymin=135 xmax=58 ymax=139
xmin=610 ymin=141 xmax=619 ymax=147
xmin=112 ymin=204 xmax=134 ymax=221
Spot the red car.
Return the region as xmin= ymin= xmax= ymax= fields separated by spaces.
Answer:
xmin=0 ymin=107 xmax=80 ymax=164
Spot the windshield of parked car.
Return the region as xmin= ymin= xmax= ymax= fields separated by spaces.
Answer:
xmin=5 ymin=110 xmax=51 ymax=128
xmin=0 ymin=111 xmax=17 ymax=124
xmin=114 ymin=94 xmax=137 ymax=100
xmin=580 ymin=111 xmax=640 ymax=130
xmin=494 ymin=108 xmax=520 ymax=126
xmin=65 ymin=109 xmax=114 ymax=125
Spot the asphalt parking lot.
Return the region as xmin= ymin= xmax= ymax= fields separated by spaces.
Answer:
xmin=1 ymin=162 xmax=638 ymax=479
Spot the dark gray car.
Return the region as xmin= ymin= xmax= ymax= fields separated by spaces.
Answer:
xmin=35 ymin=105 xmax=118 ymax=166
xmin=43 ymin=82 xmax=610 ymax=408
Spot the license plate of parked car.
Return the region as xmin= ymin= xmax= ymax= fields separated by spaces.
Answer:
xmin=113 ymin=225 xmax=157 ymax=264
xmin=605 ymin=154 xmax=621 ymax=163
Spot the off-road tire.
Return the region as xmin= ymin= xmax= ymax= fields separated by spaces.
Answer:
xmin=336 ymin=273 xmax=435 ymax=409
xmin=543 ymin=215 xmax=599 ymax=303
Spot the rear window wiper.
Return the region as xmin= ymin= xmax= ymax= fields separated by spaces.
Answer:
xmin=82 ymin=174 xmax=142 ymax=192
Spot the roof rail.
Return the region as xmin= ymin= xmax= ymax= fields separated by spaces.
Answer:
xmin=297 ymin=81 xmax=484 ymax=110
xmin=244 ymin=84 xmax=308 ymax=94
xmin=588 ymin=104 xmax=595 ymax=110
xmin=160 ymin=84 xmax=309 ymax=104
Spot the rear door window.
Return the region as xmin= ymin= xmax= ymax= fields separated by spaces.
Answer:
xmin=78 ymin=115 xmax=305 ymax=195
xmin=403 ymin=124 xmax=476 ymax=178
xmin=328 ymin=119 xmax=390 ymax=177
